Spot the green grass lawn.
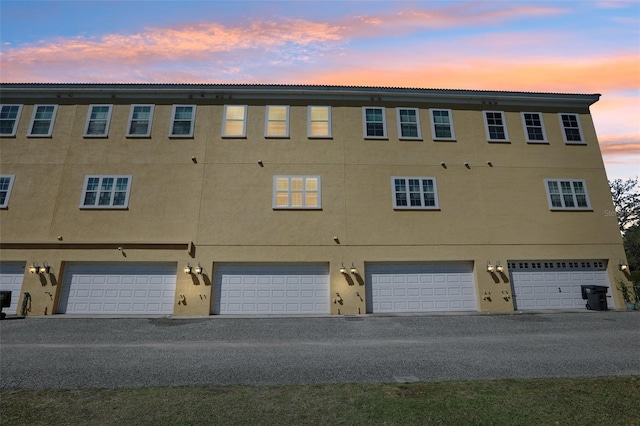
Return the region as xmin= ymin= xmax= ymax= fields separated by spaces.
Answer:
xmin=2 ymin=376 xmax=639 ymax=425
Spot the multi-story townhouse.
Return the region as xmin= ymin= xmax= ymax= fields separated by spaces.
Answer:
xmin=0 ymin=84 xmax=631 ymax=317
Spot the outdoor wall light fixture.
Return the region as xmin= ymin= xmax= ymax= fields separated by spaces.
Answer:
xmin=184 ymin=263 xmax=193 ymax=274
xmin=39 ymin=262 xmax=51 ymax=274
xmin=486 ymin=262 xmax=495 ymax=273
xmin=29 ymin=263 xmax=39 ymax=274
xmin=194 ymin=263 xmax=204 ymax=275
xmin=495 ymin=261 xmax=504 ymax=273
xmin=350 ymin=263 xmax=358 ymax=275
xmin=619 ymin=262 xmax=629 ymax=272
xmin=339 ymin=263 xmax=347 ymax=274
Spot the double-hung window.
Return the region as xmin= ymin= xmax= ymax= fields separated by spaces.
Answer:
xmin=84 ymin=104 xmax=113 ymax=137
xmin=0 ymin=175 xmax=16 ymax=208
xmin=222 ymin=105 xmax=247 ymax=137
xmin=558 ymin=113 xmax=585 ymax=144
xmin=363 ymin=107 xmax=387 ymax=139
xmin=483 ymin=111 xmax=509 ymax=142
xmin=392 ymin=177 xmax=439 ymax=210
xmin=28 ymin=105 xmax=58 ymax=137
xmin=265 ymin=105 xmax=290 ymax=138
xmin=80 ymin=175 xmax=132 ymax=209
xmin=429 ymin=109 xmax=455 ymax=140
xmin=545 ymin=179 xmax=591 ymax=210
xmin=273 ymin=176 xmax=321 ymax=209
xmin=396 ymin=108 xmax=421 ymax=140
xmin=127 ymin=104 xmax=154 ymax=137
xmin=308 ymin=106 xmax=331 ymax=138
xmin=521 ymin=112 xmax=547 ymax=143
xmin=0 ymin=104 xmax=23 ymax=137
xmin=170 ymin=105 xmax=196 ymax=137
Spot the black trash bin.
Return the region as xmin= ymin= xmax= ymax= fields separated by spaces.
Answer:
xmin=581 ymin=285 xmax=608 ymax=311
xmin=0 ymin=290 xmax=12 ymax=319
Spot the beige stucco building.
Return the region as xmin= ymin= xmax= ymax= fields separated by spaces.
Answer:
xmin=0 ymin=83 xmax=631 ymax=317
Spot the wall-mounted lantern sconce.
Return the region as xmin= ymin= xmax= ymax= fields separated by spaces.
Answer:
xmin=486 ymin=261 xmax=494 ymax=273
xmin=39 ymin=262 xmax=51 ymax=274
xmin=619 ymin=262 xmax=629 ymax=272
xmin=29 ymin=263 xmax=39 ymax=274
xmin=495 ymin=261 xmax=504 ymax=273
xmin=184 ymin=263 xmax=192 ymax=274
xmin=339 ymin=263 xmax=347 ymax=274
xmin=194 ymin=263 xmax=203 ymax=275
xmin=350 ymin=263 xmax=358 ymax=275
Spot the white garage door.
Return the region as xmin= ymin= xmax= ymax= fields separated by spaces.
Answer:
xmin=59 ymin=262 xmax=177 ymax=315
xmin=213 ymin=263 xmax=330 ymax=315
xmin=509 ymin=260 xmax=611 ymax=310
xmin=0 ymin=262 xmax=25 ymax=316
xmin=366 ymin=262 xmax=477 ymax=313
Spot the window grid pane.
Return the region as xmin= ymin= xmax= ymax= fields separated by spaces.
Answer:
xmin=546 ymin=179 xmax=590 ymax=210
xmin=364 ymin=107 xmax=385 ymax=137
xmin=273 ymin=176 xmax=320 ymax=209
xmin=393 ymin=177 xmax=438 ymax=209
xmin=81 ymin=176 xmax=131 ymax=209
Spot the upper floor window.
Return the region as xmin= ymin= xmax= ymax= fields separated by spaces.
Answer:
xmin=0 ymin=175 xmax=16 ymax=208
xmin=0 ymin=104 xmax=23 ymax=137
xmin=483 ymin=111 xmax=509 ymax=142
xmin=308 ymin=106 xmax=331 ymax=138
xmin=27 ymin=105 xmax=58 ymax=137
xmin=273 ymin=176 xmax=321 ymax=209
xmin=521 ymin=112 xmax=547 ymax=143
xmin=363 ymin=107 xmax=387 ymax=139
xmin=83 ymin=104 xmax=113 ymax=137
xmin=265 ymin=105 xmax=290 ymax=138
xmin=430 ymin=109 xmax=455 ymax=140
xmin=545 ymin=179 xmax=591 ymax=210
xmin=392 ymin=177 xmax=439 ymax=210
xmin=170 ymin=105 xmax=195 ymax=137
xmin=222 ymin=105 xmax=247 ymax=138
xmin=80 ymin=175 xmax=132 ymax=209
xmin=127 ymin=104 xmax=154 ymax=137
xmin=558 ymin=113 xmax=585 ymax=144
xmin=396 ymin=108 xmax=421 ymax=140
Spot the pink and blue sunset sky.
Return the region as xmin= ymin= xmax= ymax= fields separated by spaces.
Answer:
xmin=1 ymin=0 xmax=638 ymax=179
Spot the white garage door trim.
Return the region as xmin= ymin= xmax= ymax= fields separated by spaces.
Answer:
xmin=0 ymin=262 xmax=26 ymax=316
xmin=366 ymin=262 xmax=478 ymax=313
xmin=509 ymin=260 xmax=612 ymax=310
xmin=213 ymin=263 xmax=330 ymax=315
xmin=59 ymin=262 xmax=177 ymax=315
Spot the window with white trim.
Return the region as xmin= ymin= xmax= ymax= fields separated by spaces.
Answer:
xmin=558 ymin=113 xmax=584 ymax=144
xmin=483 ymin=111 xmax=509 ymax=142
xmin=169 ymin=105 xmax=195 ymax=137
xmin=0 ymin=104 xmax=23 ymax=137
xmin=0 ymin=175 xmax=16 ymax=208
xmin=83 ymin=104 xmax=113 ymax=137
xmin=429 ymin=109 xmax=455 ymax=140
xmin=545 ymin=179 xmax=591 ymax=210
xmin=273 ymin=176 xmax=321 ymax=209
xmin=127 ymin=104 xmax=154 ymax=137
xmin=80 ymin=175 xmax=132 ymax=209
xmin=363 ymin=107 xmax=387 ymax=138
xmin=222 ymin=105 xmax=247 ymax=137
xmin=396 ymin=108 xmax=421 ymax=139
xmin=308 ymin=106 xmax=331 ymax=138
xmin=392 ymin=177 xmax=439 ymax=210
xmin=265 ymin=105 xmax=289 ymax=138
xmin=521 ymin=112 xmax=547 ymax=143
xmin=28 ymin=105 xmax=58 ymax=137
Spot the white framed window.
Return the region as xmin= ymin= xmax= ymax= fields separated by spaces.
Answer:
xmin=28 ymin=104 xmax=58 ymax=137
xmin=265 ymin=105 xmax=290 ymax=138
xmin=222 ymin=105 xmax=247 ymax=138
xmin=307 ymin=106 xmax=331 ymax=138
xmin=483 ymin=110 xmax=509 ymax=142
xmin=0 ymin=175 xmax=16 ymax=208
xmin=80 ymin=175 xmax=132 ymax=209
xmin=169 ymin=105 xmax=196 ymax=137
xmin=0 ymin=104 xmax=23 ymax=137
xmin=83 ymin=104 xmax=113 ymax=137
xmin=273 ymin=176 xmax=321 ymax=209
xmin=558 ymin=113 xmax=585 ymax=144
xmin=362 ymin=107 xmax=387 ymax=139
xmin=392 ymin=177 xmax=439 ymax=210
xmin=429 ymin=108 xmax=455 ymax=140
xmin=396 ymin=108 xmax=421 ymax=140
xmin=126 ymin=104 xmax=154 ymax=137
xmin=544 ymin=179 xmax=591 ymax=210
xmin=521 ymin=112 xmax=547 ymax=143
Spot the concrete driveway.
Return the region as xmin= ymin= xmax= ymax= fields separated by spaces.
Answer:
xmin=1 ymin=311 xmax=638 ymax=389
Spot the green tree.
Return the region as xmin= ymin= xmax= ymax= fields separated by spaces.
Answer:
xmin=609 ymin=177 xmax=640 ymax=234
xmin=623 ymin=224 xmax=640 ymax=272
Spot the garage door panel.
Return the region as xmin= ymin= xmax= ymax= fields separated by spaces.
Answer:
xmin=0 ymin=263 xmax=25 ymax=316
